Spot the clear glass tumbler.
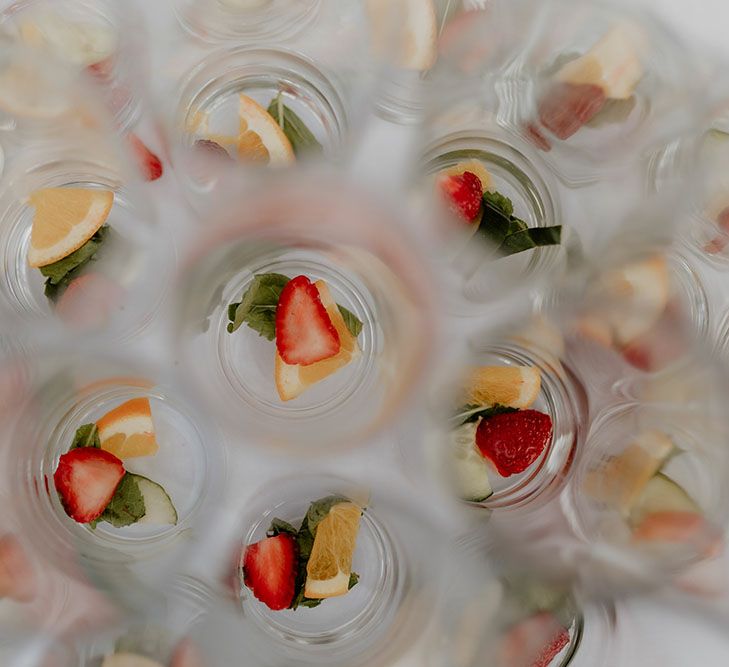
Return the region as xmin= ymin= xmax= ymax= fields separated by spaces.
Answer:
xmin=172 ymin=171 xmax=437 ymax=454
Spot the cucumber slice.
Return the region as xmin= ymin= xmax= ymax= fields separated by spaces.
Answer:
xmin=630 ymin=473 xmax=698 ymax=526
xmin=132 ymin=475 xmax=178 ymax=526
xmin=449 ymin=423 xmax=493 ymax=502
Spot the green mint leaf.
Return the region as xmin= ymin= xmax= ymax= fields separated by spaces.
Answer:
xmin=497 ymin=226 xmax=562 ymax=257
xmin=40 ymin=226 xmax=108 ymax=285
xmin=452 ymin=403 xmax=518 ymax=426
xmin=298 ymin=598 xmax=323 ymax=608
xmin=337 ymin=305 xmax=363 ymax=338
xmin=483 ymin=191 xmax=514 ymax=218
xmin=267 ymin=93 xmax=323 ymax=156
xmin=227 ymin=272 xmax=290 ymax=338
xmin=97 ymin=473 xmax=146 ymax=528
xmin=70 ymin=423 xmax=100 ymax=450
xmin=476 ymin=199 xmax=513 ymax=250
xmin=348 ymin=572 xmax=359 ymax=590
xmin=267 ymin=518 xmax=298 ymax=537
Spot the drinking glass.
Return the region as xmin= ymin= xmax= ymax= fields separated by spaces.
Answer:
xmin=494 ymin=0 xmax=705 ymax=187
xmin=0 ymin=335 xmax=224 ymax=600
xmin=172 ymin=171 xmax=437 ymax=454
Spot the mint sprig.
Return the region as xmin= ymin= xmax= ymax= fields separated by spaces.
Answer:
xmin=476 ymin=191 xmax=561 ymax=257
xmin=227 ymin=273 xmax=364 ymax=340
xmin=267 ymin=93 xmax=323 ymax=156
xmin=70 ymin=423 xmax=101 ymax=450
xmin=264 ymin=495 xmax=360 ymax=611
xmin=452 ymin=403 xmax=518 ymax=427
xmin=93 ymin=472 xmax=146 ymax=529
xmin=41 ymin=226 xmax=109 ymax=301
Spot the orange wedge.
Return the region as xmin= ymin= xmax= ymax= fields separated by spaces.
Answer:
xmin=237 ymin=94 xmax=294 ymax=166
xmin=275 ymin=280 xmax=359 ymax=401
xmin=304 ymin=501 xmax=362 ymax=599
xmin=27 ymin=188 xmax=113 ymax=268
xmin=464 ymin=366 xmax=541 ymax=409
xmin=96 ymin=397 xmax=159 ymax=459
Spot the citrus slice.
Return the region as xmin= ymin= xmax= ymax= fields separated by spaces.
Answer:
xmin=96 ymin=397 xmax=159 ymax=459
xmin=304 ymin=501 xmax=362 ymax=599
xmin=275 ymin=280 xmax=359 ymax=401
xmin=366 ymin=0 xmax=438 ymax=71
xmin=27 ymin=188 xmax=113 ymax=268
xmin=440 ymin=160 xmax=492 ymax=192
xmin=101 ymin=654 xmax=165 ymax=667
xmin=237 ymin=94 xmax=294 ymax=166
xmin=464 ymin=366 xmax=541 ymax=409
xmin=0 ymin=61 xmax=72 ymax=119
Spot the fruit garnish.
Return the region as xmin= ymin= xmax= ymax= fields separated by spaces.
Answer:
xmin=237 ymin=94 xmax=295 ymax=166
xmin=267 ymin=92 xmax=323 ymax=156
xmin=631 ymin=511 xmax=720 ymax=557
xmin=449 ymin=422 xmax=493 ymax=502
xmin=86 ymin=55 xmax=114 ymax=81
xmin=0 ymin=61 xmax=72 ymax=119
xmin=97 ymin=398 xmax=159 ymax=459
xmin=499 ymin=612 xmax=570 ymax=667
xmin=630 ymin=473 xmax=698 ymax=527
xmin=135 ymin=474 xmax=178 ymax=526
xmin=275 ymin=275 xmax=341 ymax=366
xmin=304 ymin=501 xmax=362 ymax=599
xmin=704 ymin=205 xmax=729 ymax=254
xmin=0 ymin=534 xmax=36 ymax=603
xmin=275 ymin=280 xmax=360 ymax=401
xmin=101 ymin=653 xmax=165 ymax=667
xmin=54 ymin=447 xmax=125 ymax=523
xmin=194 ymin=138 xmax=233 ymax=161
xmin=55 ymin=272 xmax=123 ymax=328
xmin=440 ymin=160 xmax=492 ymax=192
xmin=538 ymin=82 xmax=606 ymax=140
xmin=128 ymin=134 xmax=163 ymax=182
xmin=464 ymin=366 xmax=541 ymax=410
xmin=583 ymin=430 xmax=674 ymax=516
xmin=365 ymin=0 xmax=438 ymax=71
xmin=438 ymin=171 xmax=484 ymax=222
xmin=243 ymin=533 xmax=298 ymax=610
xmin=27 ymin=188 xmax=113 ymax=268
xmin=475 ymin=409 xmax=553 ymax=477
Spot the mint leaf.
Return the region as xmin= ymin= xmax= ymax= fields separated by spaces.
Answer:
xmin=498 ymin=226 xmax=562 ymax=256
xmin=337 ymin=305 xmax=363 ymax=338
xmin=267 ymin=518 xmax=298 ymax=537
xmin=267 ymin=93 xmax=323 ymax=156
xmin=41 ymin=226 xmax=109 ymax=302
xmin=227 ymin=273 xmax=290 ymax=338
xmin=453 ymin=404 xmax=518 ymax=426
xmin=348 ymin=572 xmax=359 ymax=589
xmin=97 ymin=473 xmax=146 ymax=528
xmin=70 ymin=423 xmax=100 ymax=450
xmin=483 ymin=191 xmax=514 ymax=218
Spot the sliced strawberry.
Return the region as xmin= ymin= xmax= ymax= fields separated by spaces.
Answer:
xmin=704 ymin=206 xmax=729 ymax=255
xmin=538 ymin=82 xmax=606 ymax=140
xmin=242 ymin=534 xmax=297 ymax=611
xmin=128 ymin=133 xmax=163 ymax=182
xmin=275 ymin=275 xmax=340 ymax=366
xmin=476 ymin=409 xmax=552 ymax=477
xmin=53 ymin=448 xmax=125 ymax=523
xmin=437 ymin=170 xmax=483 ymax=222
xmin=499 ymin=612 xmax=570 ymax=667
xmin=524 ymin=122 xmax=552 ymax=152
xmin=56 ymin=272 xmax=124 ymax=330
xmin=0 ymin=534 xmax=36 ymax=602
xmin=86 ymin=56 xmax=115 ymax=81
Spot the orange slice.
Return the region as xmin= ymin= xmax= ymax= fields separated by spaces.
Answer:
xmin=275 ymin=280 xmax=359 ymax=401
xmin=27 ymin=188 xmax=113 ymax=268
xmin=304 ymin=502 xmax=362 ymax=599
xmin=96 ymin=397 xmax=159 ymax=459
xmin=237 ymin=94 xmax=294 ymax=166
xmin=464 ymin=366 xmax=541 ymax=409
xmin=0 ymin=61 xmax=73 ymax=119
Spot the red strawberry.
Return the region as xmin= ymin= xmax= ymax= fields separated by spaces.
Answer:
xmin=275 ymin=275 xmax=340 ymax=366
xmin=538 ymin=82 xmax=606 ymax=140
xmin=499 ymin=612 xmax=570 ymax=667
xmin=704 ymin=206 xmax=729 ymax=254
xmin=524 ymin=122 xmax=552 ymax=152
xmin=86 ymin=56 xmax=115 ymax=81
xmin=476 ymin=409 xmax=552 ymax=477
xmin=56 ymin=273 xmax=124 ymax=330
xmin=242 ymin=534 xmax=297 ymax=611
xmin=53 ymin=448 xmax=125 ymax=523
xmin=128 ymin=133 xmax=163 ymax=181
xmin=438 ymin=171 xmax=483 ymax=222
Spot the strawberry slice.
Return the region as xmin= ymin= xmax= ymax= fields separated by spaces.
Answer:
xmin=538 ymin=82 xmax=606 ymax=140
xmin=275 ymin=275 xmax=340 ymax=366
xmin=53 ymin=448 xmax=125 ymax=523
xmin=128 ymin=133 xmax=163 ymax=182
xmin=242 ymin=534 xmax=297 ymax=611
xmin=56 ymin=272 xmax=125 ymax=330
xmin=476 ymin=409 xmax=552 ymax=477
xmin=437 ymin=170 xmax=483 ymax=222
xmin=500 ymin=612 xmax=570 ymax=667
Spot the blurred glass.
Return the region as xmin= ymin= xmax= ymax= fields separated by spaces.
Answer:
xmin=0 ymin=335 xmax=224 ymax=603
xmin=172 ymin=171 xmax=437 ymax=454
xmin=493 ymin=0 xmax=704 ymax=186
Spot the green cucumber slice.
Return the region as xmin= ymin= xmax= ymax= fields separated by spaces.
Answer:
xmin=449 ymin=423 xmax=493 ymax=502
xmin=630 ymin=473 xmax=698 ymax=526
xmin=132 ymin=475 xmax=178 ymax=526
